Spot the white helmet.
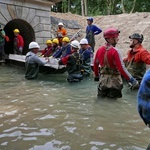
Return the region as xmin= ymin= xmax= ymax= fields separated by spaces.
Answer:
xmin=80 ymin=38 xmax=88 ymax=45
xmin=29 ymin=42 xmax=40 ymax=49
xmin=70 ymin=40 xmax=80 ymax=49
xmin=58 ymin=22 xmax=63 ymax=26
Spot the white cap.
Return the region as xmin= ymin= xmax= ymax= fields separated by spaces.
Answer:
xmin=29 ymin=42 xmax=40 ymax=49
xmin=58 ymin=22 xmax=63 ymax=26
xmin=80 ymin=38 xmax=88 ymax=45
xmin=70 ymin=40 xmax=80 ymax=49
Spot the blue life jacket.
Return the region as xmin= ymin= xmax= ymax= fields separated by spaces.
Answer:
xmin=137 ymin=69 xmax=150 ymax=125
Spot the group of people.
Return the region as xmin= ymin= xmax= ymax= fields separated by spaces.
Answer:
xmin=93 ymin=28 xmax=150 ymax=99
xmin=90 ymin=25 xmax=150 ymax=148
xmin=25 ymin=23 xmax=150 ymax=149
xmin=25 ymin=37 xmax=93 ymax=82
xmin=0 ymin=25 xmax=24 ymax=62
xmin=57 ymin=19 xmax=150 ymax=136
xmin=1 ymin=17 xmax=150 ymax=148
xmin=25 ymin=19 xmax=99 ymax=81
xmin=24 ymin=18 xmax=150 ymax=91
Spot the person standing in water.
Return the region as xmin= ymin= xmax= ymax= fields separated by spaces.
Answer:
xmin=25 ymin=42 xmax=48 ymax=80
xmin=94 ymin=28 xmax=139 ymax=98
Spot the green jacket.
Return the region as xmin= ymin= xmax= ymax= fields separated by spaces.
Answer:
xmin=0 ymin=30 xmax=5 ymax=43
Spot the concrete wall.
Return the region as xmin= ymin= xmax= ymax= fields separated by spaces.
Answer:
xmin=0 ymin=0 xmax=53 ymax=49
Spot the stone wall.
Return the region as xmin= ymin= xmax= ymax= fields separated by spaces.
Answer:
xmin=0 ymin=0 xmax=53 ymax=52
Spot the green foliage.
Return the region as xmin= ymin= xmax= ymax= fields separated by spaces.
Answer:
xmin=53 ymin=0 xmax=150 ymax=15
xmin=135 ymin=0 xmax=150 ymax=12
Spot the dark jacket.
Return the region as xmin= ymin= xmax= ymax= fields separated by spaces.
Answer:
xmin=53 ymin=44 xmax=71 ymax=58
xmin=25 ymin=51 xmax=46 ymax=79
xmin=79 ymin=46 xmax=92 ymax=76
xmin=59 ymin=50 xmax=83 ymax=75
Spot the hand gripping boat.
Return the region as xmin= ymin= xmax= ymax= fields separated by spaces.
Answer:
xmin=8 ymin=54 xmax=66 ymax=74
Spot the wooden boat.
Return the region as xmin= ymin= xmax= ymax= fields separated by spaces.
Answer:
xmin=7 ymin=54 xmax=66 ymax=74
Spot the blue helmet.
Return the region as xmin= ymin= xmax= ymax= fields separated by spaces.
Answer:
xmin=86 ymin=17 xmax=93 ymax=23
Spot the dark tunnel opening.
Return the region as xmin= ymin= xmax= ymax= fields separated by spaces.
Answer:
xmin=4 ymin=19 xmax=35 ymax=55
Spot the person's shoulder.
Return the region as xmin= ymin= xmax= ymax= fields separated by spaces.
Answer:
xmin=87 ymin=46 xmax=93 ymax=51
xmin=61 ymin=28 xmax=67 ymax=32
xmin=92 ymin=24 xmax=99 ymax=28
xmin=18 ymin=34 xmax=23 ymax=38
xmin=67 ymin=44 xmax=71 ymax=49
xmin=112 ymin=47 xmax=121 ymax=54
xmin=26 ymin=51 xmax=33 ymax=56
xmin=26 ymin=51 xmax=30 ymax=56
xmin=95 ymin=45 xmax=105 ymax=54
xmin=140 ymin=45 xmax=148 ymax=51
xmin=84 ymin=48 xmax=91 ymax=53
xmin=97 ymin=45 xmax=105 ymax=51
xmin=141 ymin=69 xmax=150 ymax=83
xmin=71 ymin=51 xmax=79 ymax=57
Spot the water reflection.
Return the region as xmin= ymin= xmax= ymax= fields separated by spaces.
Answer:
xmin=0 ymin=66 xmax=149 ymax=150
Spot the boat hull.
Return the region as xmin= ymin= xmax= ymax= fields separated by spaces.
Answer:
xmin=7 ymin=54 xmax=66 ymax=74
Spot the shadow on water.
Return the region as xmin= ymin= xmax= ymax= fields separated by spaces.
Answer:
xmin=0 ymin=66 xmax=149 ymax=150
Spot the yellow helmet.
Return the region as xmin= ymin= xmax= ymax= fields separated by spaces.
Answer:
xmin=13 ymin=29 xmax=20 ymax=33
xmin=62 ymin=37 xmax=70 ymax=43
xmin=46 ymin=40 xmax=52 ymax=44
xmin=52 ymin=38 xmax=59 ymax=44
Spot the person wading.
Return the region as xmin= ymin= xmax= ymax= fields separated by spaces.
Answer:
xmin=94 ymin=28 xmax=139 ymax=99
xmin=25 ymin=42 xmax=49 ymax=80
xmin=124 ymin=33 xmax=150 ymax=84
xmin=58 ymin=40 xmax=83 ymax=82
xmin=79 ymin=38 xmax=93 ymax=77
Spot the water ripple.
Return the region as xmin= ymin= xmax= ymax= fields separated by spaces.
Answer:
xmin=0 ymin=128 xmax=55 ymax=138
xmin=29 ymin=140 xmax=71 ymax=150
xmin=34 ymin=114 xmax=58 ymax=120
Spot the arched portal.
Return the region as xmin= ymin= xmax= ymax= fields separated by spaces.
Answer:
xmin=4 ymin=19 xmax=35 ymax=55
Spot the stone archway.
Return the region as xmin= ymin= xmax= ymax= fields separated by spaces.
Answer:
xmin=4 ymin=19 xmax=35 ymax=55
xmin=0 ymin=0 xmax=54 ymax=54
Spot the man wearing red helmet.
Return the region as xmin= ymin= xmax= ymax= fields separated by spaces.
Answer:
xmin=94 ymin=28 xmax=139 ymax=98
xmin=123 ymin=33 xmax=150 ymax=83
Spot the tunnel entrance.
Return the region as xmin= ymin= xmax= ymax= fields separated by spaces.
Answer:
xmin=4 ymin=19 xmax=35 ymax=55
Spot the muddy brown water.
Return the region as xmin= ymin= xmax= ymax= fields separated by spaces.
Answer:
xmin=0 ymin=65 xmax=149 ymax=150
